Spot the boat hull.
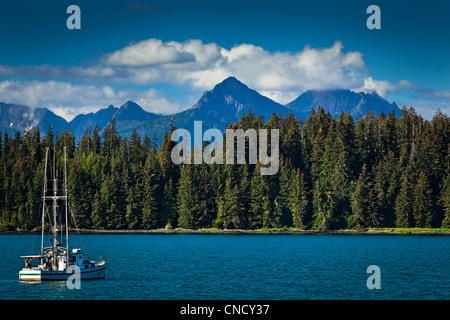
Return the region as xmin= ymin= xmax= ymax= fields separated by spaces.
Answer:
xmin=19 ymin=265 xmax=106 ymax=281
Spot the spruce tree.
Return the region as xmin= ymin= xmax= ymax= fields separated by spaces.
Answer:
xmin=249 ymin=163 xmax=267 ymax=229
xmin=355 ymin=111 xmax=378 ymax=171
xmin=290 ymin=169 xmax=309 ymax=229
xmin=441 ymin=178 xmax=450 ymax=228
xmin=336 ymin=111 xmax=357 ymax=178
xmin=125 ymin=161 xmax=144 ymax=229
xmin=91 ymin=124 xmax=102 ymax=155
xmin=350 ymin=164 xmax=377 ymax=229
xmin=159 ymin=125 xmax=180 ymax=227
xmin=395 ymin=175 xmax=414 ymax=228
xmin=102 ymin=118 xmax=121 ymax=156
xmin=312 ymin=179 xmax=336 ymax=232
xmin=44 ymin=125 xmax=54 ymax=150
xmin=278 ymin=159 xmax=294 ymax=227
xmin=374 ymin=157 xmax=399 ymax=227
xmin=413 ymin=171 xmax=434 ymax=227
xmin=68 ymin=158 xmax=93 ymax=228
xmin=129 ymin=130 xmax=143 ymax=164
xmin=177 ymin=164 xmax=197 ymax=229
xmin=279 ymin=113 xmax=303 ymax=170
xmin=196 ymin=163 xmax=217 ymax=228
xmin=101 ymin=157 xmax=127 ymax=229
xmin=78 ymin=128 xmax=91 ymax=157
xmin=91 ymin=191 xmax=104 ymax=229
xmin=141 ymin=152 xmax=162 ymax=229
xmin=216 ymin=165 xmax=243 ymax=229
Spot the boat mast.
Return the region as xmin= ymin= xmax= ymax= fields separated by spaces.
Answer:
xmin=52 ymin=149 xmax=58 ymax=271
xmin=64 ymin=147 xmax=69 ymax=264
xmin=41 ymin=148 xmax=49 ymax=262
xmin=53 ymin=170 xmax=58 ymax=248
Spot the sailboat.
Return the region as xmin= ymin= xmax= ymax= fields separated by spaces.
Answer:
xmin=19 ymin=147 xmax=106 ymax=281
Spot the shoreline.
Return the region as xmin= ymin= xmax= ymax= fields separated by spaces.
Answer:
xmin=3 ymin=228 xmax=450 ymax=235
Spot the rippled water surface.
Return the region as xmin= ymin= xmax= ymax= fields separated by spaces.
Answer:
xmin=1 ymin=233 xmax=448 ymax=299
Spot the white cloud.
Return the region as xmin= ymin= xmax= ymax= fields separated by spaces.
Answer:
xmin=105 ymin=38 xmax=196 ymax=66
xmin=1 ymin=38 xmax=448 ymax=119
xmin=122 ymin=88 xmax=184 ymax=115
xmin=352 ymin=77 xmax=418 ymax=99
xmin=96 ymin=39 xmax=369 ymax=95
xmin=0 ymin=40 xmax=375 ymax=100
xmin=353 ymin=77 xmax=395 ymax=97
xmin=0 ymin=80 xmax=182 ymax=121
xmin=259 ymin=90 xmax=299 ymax=106
xmin=400 ymin=100 xmax=450 ymax=120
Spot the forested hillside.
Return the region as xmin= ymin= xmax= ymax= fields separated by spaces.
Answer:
xmin=0 ymin=106 xmax=449 ymax=231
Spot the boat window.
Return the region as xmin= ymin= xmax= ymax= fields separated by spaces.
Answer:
xmin=69 ymin=255 xmax=76 ymax=263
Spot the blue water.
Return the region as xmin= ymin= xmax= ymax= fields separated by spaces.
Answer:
xmin=0 ymin=233 xmax=448 ymax=300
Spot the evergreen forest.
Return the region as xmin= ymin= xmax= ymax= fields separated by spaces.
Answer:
xmin=1 ymin=106 xmax=449 ymax=231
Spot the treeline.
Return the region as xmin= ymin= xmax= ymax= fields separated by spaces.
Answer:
xmin=0 ymin=106 xmax=449 ymax=231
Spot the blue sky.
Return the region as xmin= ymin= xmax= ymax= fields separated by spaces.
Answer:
xmin=0 ymin=0 xmax=448 ymax=120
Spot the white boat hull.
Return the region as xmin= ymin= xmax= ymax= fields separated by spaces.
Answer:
xmin=19 ymin=265 xmax=106 ymax=281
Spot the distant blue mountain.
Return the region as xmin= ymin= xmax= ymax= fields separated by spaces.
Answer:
xmin=114 ymin=101 xmax=160 ymax=122
xmin=285 ymin=89 xmax=401 ymax=119
xmin=0 ymin=102 xmax=68 ymax=136
xmin=69 ymin=101 xmax=161 ymax=138
xmin=69 ymin=105 xmax=117 ymax=137
xmin=119 ymin=76 xmax=294 ymax=143
xmin=0 ymin=77 xmax=403 ymax=142
xmin=183 ymin=76 xmax=293 ymax=125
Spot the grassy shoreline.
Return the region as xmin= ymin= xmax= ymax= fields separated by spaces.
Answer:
xmin=3 ymin=227 xmax=449 ymax=234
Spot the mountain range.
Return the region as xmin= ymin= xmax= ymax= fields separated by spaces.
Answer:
xmin=285 ymin=88 xmax=401 ymax=119
xmin=69 ymin=101 xmax=160 ymax=138
xmin=0 ymin=102 xmax=68 ymax=137
xmin=0 ymin=77 xmax=401 ymax=143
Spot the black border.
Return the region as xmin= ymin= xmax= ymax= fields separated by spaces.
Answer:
xmin=1 ymin=300 xmax=447 ymax=318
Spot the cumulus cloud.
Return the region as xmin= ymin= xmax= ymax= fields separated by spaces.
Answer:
xmin=412 ymin=87 xmax=450 ymax=102
xmin=0 ymin=80 xmax=182 ymax=121
xmin=105 ymin=38 xmax=197 ymax=66
xmin=104 ymin=38 xmax=222 ymax=68
xmin=1 ymin=39 xmax=374 ymax=105
xmin=404 ymin=100 xmax=450 ymax=120
xmin=352 ymin=77 xmax=414 ymax=98
xmin=0 ymin=39 xmax=372 ymax=97
xmin=97 ymin=39 xmax=370 ymax=104
xmin=0 ymin=38 xmax=447 ymax=119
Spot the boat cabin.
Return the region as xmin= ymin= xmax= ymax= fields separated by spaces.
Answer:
xmin=69 ymin=248 xmax=86 ymax=266
xmin=68 ymin=248 xmax=97 ymax=270
xmin=20 ymin=255 xmax=44 ymax=269
xmin=21 ymin=248 xmax=96 ymax=272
